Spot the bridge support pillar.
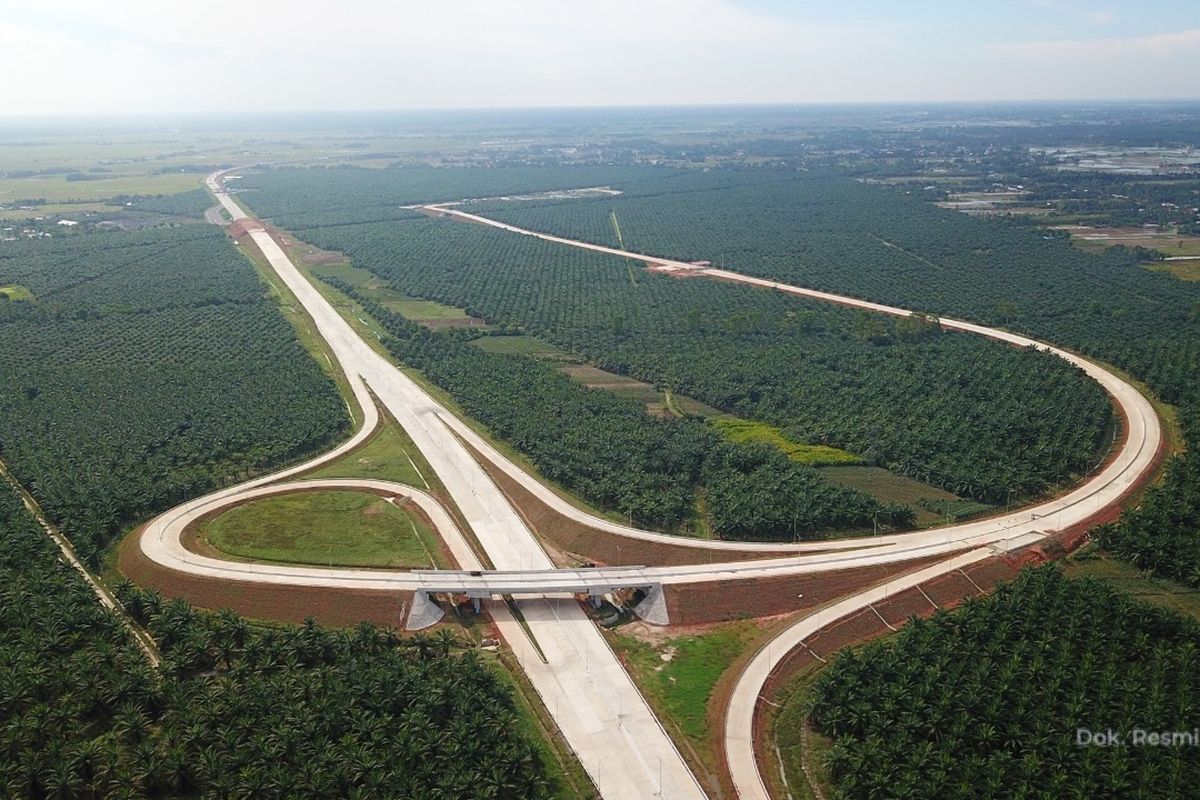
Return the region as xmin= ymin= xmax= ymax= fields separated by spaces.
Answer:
xmin=472 ymin=597 xmax=481 ymax=614
xmin=632 ymin=584 xmax=670 ymax=626
xmin=406 ymin=591 xmax=444 ymax=630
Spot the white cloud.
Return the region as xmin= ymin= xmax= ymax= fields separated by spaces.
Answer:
xmin=0 ymin=1 xmax=1195 ymax=113
xmin=986 ymin=27 xmax=1200 ymax=60
xmin=0 ymin=0 xmax=900 ymax=113
xmin=1087 ymin=9 xmax=1116 ymax=25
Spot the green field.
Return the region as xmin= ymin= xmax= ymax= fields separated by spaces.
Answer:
xmin=201 ymin=490 xmax=440 ymax=569
xmin=473 ymin=334 xmax=581 ymax=361
xmin=1061 ymin=550 xmax=1200 ymax=621
xmin=0 ymin=172 xmax=203 ymax=205
xmin=609 ymin=621 xmax=760 ymax=747
xmin=310 ymin=260 xmax=376 ymax=288
xmin=384 ymin=295 xmax=476 ymax=321
xmin=819 ymin=464 xmax=992 ymax=526
xmin=1145 ymin=258 xmax=1200 ymax=282
xmin=310 ymin=261 xmax=486 ymax=327
xmin=308 ymin=414 xmax=430 ymax=488
xmin=711 ymin=416 xmax=861 ymax=466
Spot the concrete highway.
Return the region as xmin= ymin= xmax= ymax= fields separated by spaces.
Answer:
xmin=723 ymin=548 xmax=998 ymax=800
xmin=182 ymin=172 xmax=707 ymax=800
xmin=416 ymin=199 xmax=1166 ymax=799
xmin=155 ymin=172 xmax=1166 ymax=799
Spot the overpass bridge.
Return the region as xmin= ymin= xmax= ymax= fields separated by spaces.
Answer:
xmin=406 ymin=567 xmax=668 ymax=629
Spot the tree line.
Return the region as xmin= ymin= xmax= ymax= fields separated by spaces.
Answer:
xmin=288 ymin=203 xmax=1109 ymax=507
xmin=465 ymin=167 xmax=1200 ymax=584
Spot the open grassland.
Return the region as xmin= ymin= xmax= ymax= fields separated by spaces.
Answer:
xmin=473 ymin=334 xmax=582 ymax=361
xmin=0 ymin=201 xmax=111 ymax=222
xmin=0 ymin=171 xmax=203 ymax=204
xmin=0 ymin=128 xmax=458 ymax=217
xmin=1066 ymin=227 xmax=1200 ymax=258
xmin=199 ymin=490 xmax=440 ymax=569
xmin=310 ymin=260 xmax=486 ymax=328
xmin=1063 ymin=549 xmax=1200 ymax=621
xmin=1145 ymin=258 xmax=1200 ymax=281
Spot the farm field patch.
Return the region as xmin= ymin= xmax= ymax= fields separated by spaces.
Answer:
xmin=310 ymin=260 xmax=490 ymax=328
xmin=1061 ymin=225 xmax=1200 ymax=258
xmin=472 ymin=334 xmax=581 ymax=361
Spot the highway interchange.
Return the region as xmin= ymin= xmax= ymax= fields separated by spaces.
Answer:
xmin=136 ymin=171 xmax=1166 ymax=799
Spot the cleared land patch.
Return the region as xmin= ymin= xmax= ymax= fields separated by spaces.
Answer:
xmin=820 ymin=465 xmax=992 ymax=526
xmin=0 ymin=284 xmax=34 ymax=301
xmin=1062 ymin=550 xmax=1200 ymax=621
xmin=200 ymin=490 xmax=439 ymax=569
xmin=1061 ymin=225 xmax=1200 ymax=258
xmin=311 ymin=260 xmax=490 ymax=329
xmin=711 ymin=417 xmax=861 ymax=467
xmin=473 ymin=334 xmax=582 ymax=362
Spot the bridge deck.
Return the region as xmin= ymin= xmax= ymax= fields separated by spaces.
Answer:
xmin=410 ymin=567 xmax=656 ymax=598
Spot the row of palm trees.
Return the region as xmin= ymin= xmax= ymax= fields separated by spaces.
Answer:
xmin=310 ymin=200 xmax=1110 ymax=509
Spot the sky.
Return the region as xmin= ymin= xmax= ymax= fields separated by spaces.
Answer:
xmin=2 ymin=0 xmax=1198 ymax=115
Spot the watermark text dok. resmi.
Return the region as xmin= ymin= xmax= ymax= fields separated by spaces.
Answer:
xmin=1077 ymin=728 xmax=1199 ymax=747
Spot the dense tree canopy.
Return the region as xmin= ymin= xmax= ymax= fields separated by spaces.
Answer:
xmin=458 ymin=168 xmax=1200 ymax=583
xmin=807 ymin=568 xmax=1200 ymax=799
xmin=0 ymin=485 xmax=552 ymax=799
xmin=280 ymin=207 xmax=1110 ymax=507
xmin=0 ymin=225 xmax=347 ymax=564
xmin=332 ymin=277 xmax=895 ymax=538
